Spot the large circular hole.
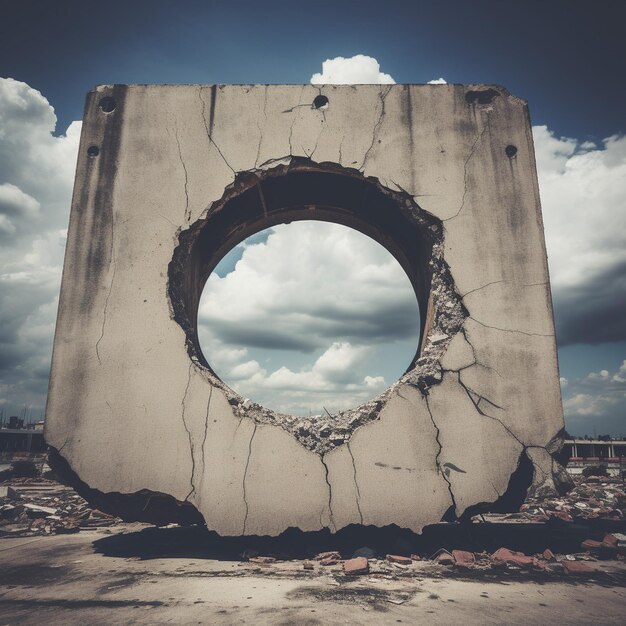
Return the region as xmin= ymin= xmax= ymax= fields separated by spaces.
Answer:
xmin=198 ymin=221 xmax=421 ymax=416
xmin=168 ymin=160 xmax=440 ymax=422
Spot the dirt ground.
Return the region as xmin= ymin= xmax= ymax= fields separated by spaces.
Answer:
xmin=0 ymin=524 xmax=624 ymax=625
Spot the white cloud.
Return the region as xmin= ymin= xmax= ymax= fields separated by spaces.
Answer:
xmin=198 ymin=222 xmax=417 ymax=414
xmin=534 ymin=126 xmax=626 ymax=290
xmin=199 ymin=221 xmax=420 ymax=353
xmin=427 ymin=78 xmax=447 ymax=84
xmin=612 ymin=360 xmax=626 ymax=383
xmin=561 ymin=361 xmax=626 ymax=435
xmin=228 ymin=342 xmax=388 ymax=415
xmin=563 ymin=393 xmax=615 ymax=417
xmin=311 ymin=55 xmax=396 ymax=84
xmin=534 ymin=126 xmax=626 ymax=345
xmin=0 ymin=77 xmax=80 ymax=416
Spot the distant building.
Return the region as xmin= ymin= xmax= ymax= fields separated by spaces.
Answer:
xmin=8 ymin=416 xmax=24 ymax=430
xmin=563 ymin=438 xmax=626 ymax=476
xmin=0 ymin=427 xmax=46 ymax=456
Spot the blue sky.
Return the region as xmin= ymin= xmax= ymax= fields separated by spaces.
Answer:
xmin=0 ymin=0 xmax=625 ymax=434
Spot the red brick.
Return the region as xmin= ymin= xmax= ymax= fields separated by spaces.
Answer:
xmin=248 ymin=556 xmax=276 ymax=564
xmin=343 ymin=557 xmax=369 ymax=575
xmin=491 ymin=547 xmax=534 ymax=567
xmin=581 ymin=539 xmax=602 ymax=552
xmin=562 ymin=560 xmax=596 ymax=575
xmin=452 ymin=550 xmax=475 ymax=566
xmin=542 ymin=548 xmax=556 ymax=561
xmin=435 ymin=551 xmax=454 ymax=566
xmin=386 ymin=554 xmax=412 ymax=565
xmin=602 ymin=534 xmax=618 ymax=547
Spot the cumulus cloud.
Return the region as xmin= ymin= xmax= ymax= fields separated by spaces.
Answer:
xmin=561 ymin=361 xmax=626 ymax=435
xmin=0 ymin=77 xmax=80 ymax=418
xmin=427 ymin=78 xmax=447 ymax=84
xmin=199 ymin=221 xmax=420 ymax=351
xmin=205 ymin=340 xmax=388 ymax=416
xmin=198 ymin=222 xmax=418 ymax=414
xmin=311 ymin=55 xmax=396 ymax=84
xmin=533 ymin=126 xmax=626 ymax=345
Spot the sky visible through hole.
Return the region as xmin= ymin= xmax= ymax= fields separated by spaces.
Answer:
xmin=198 ymin=221 xmax=421 ymax=416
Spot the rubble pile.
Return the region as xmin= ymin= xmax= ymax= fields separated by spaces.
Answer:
xmin=237 ymin=538 xmax=625 ymax=580
xmin=518 ymin=475 xmax=625 ymax=523
xmin=0 ymin=477 xmax=120 ymax=537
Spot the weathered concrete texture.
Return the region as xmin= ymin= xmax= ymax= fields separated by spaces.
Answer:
xmin=46 ymin=84 xmax=567 ymax=535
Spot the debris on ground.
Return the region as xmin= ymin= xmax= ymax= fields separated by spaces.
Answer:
xmin=343 ymin=557 xmax=369 ymax=575
xmin=1 ymin=466 xmax=625 ymax=582
xmin=0 ymin=475 xmax=120 ymax=536
xmin=512 ymin=475 xmax=625 ymax=523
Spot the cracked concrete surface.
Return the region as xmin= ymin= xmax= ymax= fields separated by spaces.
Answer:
xmin=45 ymin=84 xmax=566 ymax=536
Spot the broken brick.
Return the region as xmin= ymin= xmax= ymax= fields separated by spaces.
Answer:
xmin=491 ymin=547 xmax=534 ymax=567
xmin=452 ymin=550 xmax=475 ymax=566
xmin=343 ymin=557 xmax=369 ymax=575
xmin=433 ymin=550 xmax=454 ymax=566
xmin=248 ymin=556 xmax=276 ymax=564
xmin=315 ymin=551 xmax=341 ymax=561
xmin=581 ymin=539 xmax=602 ymax=552
xmin=386 ymin=554 xmax=412 ymax=565
xmin=562 ymin=560 xmax=596 ymax=575
xmin=542 ymin=548 xmax=556 ymax=561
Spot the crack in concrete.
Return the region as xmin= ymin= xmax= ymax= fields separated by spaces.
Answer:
xmin=172 ymin=122 xmax=190 ymax=222
xmin=253 ymin=88 xmax=267 ymax=168
xmin=443 ymin=121 xmax=490 ymax=221
xmin=287 ymin=86 xmax=306 ymax=156
xmin=461 ymin=279 xmax=506 ymax=298
xmin=338 ymin=133 xmax=345 ymax=164
xmin=468 ymin=315 xmax=555 ymax=337
xmin=95 ymin=180 xmax=117 ymax=365
xmin=95 ymin=259 xmax=116 ymax=365
xmin=198 ymin=87 xmax=236 ymax=175
xmin=181 ymin=362 xmax=196 ymax=501
xmin=241 ymin=422 xmax=257 ymax=535
xmin=320 ymin=456 xmax=336 ymax=532
xmin=424 ymin=395 xmax=457 ymax=515
xmin=309 ymin=114 xmax=325 ymax=161
xmin=455 ymin=371 xmax=526 ymax=450
xmin=459 ymin=328 xmax=503 ymax=378
xmin=461 ymin=279 xmax=549 ymax=299
xmin=201 ymin=386 xmax=213 ymax=476
xmin=346 ymin=442 xmax=364 ymax=525
xmin=360 ymin=85 xmax=392 ymax=171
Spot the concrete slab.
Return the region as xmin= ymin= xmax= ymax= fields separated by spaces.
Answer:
xmin=46 ymin=84 xmax=567 ymax=534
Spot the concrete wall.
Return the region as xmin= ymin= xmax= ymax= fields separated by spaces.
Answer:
xmin=45 ymin=84 xmax=567 ymax=535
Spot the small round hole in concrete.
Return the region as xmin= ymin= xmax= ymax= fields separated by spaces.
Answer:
xmin=505 ymin=145 xmax=518 ymax=158
xmin=99 ymin=96 xmax=116 ymax=113
xmin=87 ymin=145 xmax=100 ymax=158
xmin=313 ymin=95 xmax=329 ymax=110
